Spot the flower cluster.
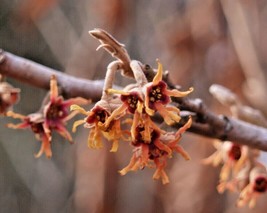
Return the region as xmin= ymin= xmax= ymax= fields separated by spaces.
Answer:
xmin=203 ymin=140 xmax=267 ymax=208
xmin=205 ymin=84 xmax=267 ymax=208
xmin=71 ymin=59 xmax=193 ymax=184
xmin=6 ymin=75 xmax=89 ymax=158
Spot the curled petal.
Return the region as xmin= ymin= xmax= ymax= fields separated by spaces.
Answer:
xmin=88 ymin=127 xmax=103 ymax=149
xmin=136 ymin=101 xmax=143 ymax=114
xmin=43 ymin=121 xmax=51 ymax=140
xmin=155 ymin=103 xmax=181 ymax=125
xmin=6 ymin=122 xmax=29 ymax=129
xmin=248 ymin=195 xmax=258 ymax=209
xmin=70 ymin=104 xmax=88 ymax=115
xmin=165 ymin=87 xmax=194 ymax=97
xmin=6 ymin=111 xmax=26 ymax=120
xmin=174 ymin=145 xmax=191 ymax=160
xmin=153 ymin=158 xmax=169 ymax=184
xmin=34 ymin=135 xmax=52 ymax=158
xmin=143 ymin=115 xmax=152 ymax=143
xmin=103 ymin=120 xmax=124 ymax=152
xmin=63 ymin=110 xmax=80 ymax=122
xmin=110 ymin=139 xmax=119 ymax=152
xmin=104 ymin=103 xmax=127 ymax=128
xmin=72 ymin=119 xmax=85 ymax=132
xmin=220 ymin=161 xmax=232 ymax=181
xmin=154 ymin=139 xmax=172 ymax=157
xmin=175 ymin=116 xmax=192 ymax=138
xmin=202 ymin=151 xmax=223 ymax=167
xmin=119 ymin=155 xmax=138 ymax=176
xmin=55 ymin=124 xmax=73 ymax=143
xmin=87 ymin=128 xmax=96 ymax=148
xmin=140 ymin=144 xmax=149 ymax=167
xmin=236 ymin=185 xmax=253 ymax=208
xmin=63 ymin=97 xmax=91 ymax=107
xmin=130 ymin=111 xmax=140 ymax=140
xmin=153 ymin=59 xmax=163 ymax=85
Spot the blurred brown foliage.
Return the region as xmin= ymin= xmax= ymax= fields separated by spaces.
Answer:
xmin=1 ymin=0 xmax=267 ymax=212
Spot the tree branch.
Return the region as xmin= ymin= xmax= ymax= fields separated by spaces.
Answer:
xmin=1 ymin=49 xmax=267 ymax=151
xmin=0 ymin=49 xmax=103 ymax=101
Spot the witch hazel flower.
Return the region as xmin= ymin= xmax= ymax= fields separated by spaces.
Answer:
xmin=70 ymin=61 xmax=128 ymax=152
xmin=6 ymin=111 xmax=52 ymax=158
xmin=237 ymin=164 xmax=267 ymax=208
xmin=43 ymin=75 xmax=89 ymax=142
xmin=143 ymin=60 xmax=193 ymax=125
xmin=203 ymin=141 xmax=249 ymax=183
xmin=119 ymin=116 xmax=192 ymax=184
xmin=6 ymin=75 xmax=89 ymax=158
xmin=71 ymin=99 xmax=125 ymax=152
xmin=104 ymin=87 xmax=144 ymax=141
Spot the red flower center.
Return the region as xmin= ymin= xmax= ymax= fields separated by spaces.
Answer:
xmin=30 ymin=122 xmax=44 ymax=134
xmin=47 ymin=103 xmax=65 ymax=120
xmin=228 ymin=144 xmax=242 ymax=161
xmin=121 ymin=93 xmax=141 ymax=114
xmin=86 ymin=107 xmax=109 ymax=124
xmin=147 ymin=81 xmax=169 ymax=109
xmin=254 ymin=177 xmax=267 ymax=193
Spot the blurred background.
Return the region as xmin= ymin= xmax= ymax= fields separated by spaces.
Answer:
xmin=1 ymin=0 xmax=267 ymax=212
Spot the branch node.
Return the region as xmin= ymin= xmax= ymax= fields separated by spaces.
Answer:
xmin=218 ymin=115 xmax=233 ymax=141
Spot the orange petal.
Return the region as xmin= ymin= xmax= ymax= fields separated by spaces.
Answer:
xmin=155 ymin=103 xmax=181 ymax=125
xmin=140 ymin=144 xmax=149 ymax=168
xmin=174 ymin=145 xmax=191 ymax=160
xmin=119 ymin=155 xmax=138 ymax=175
xmin=136 ymin=101 xmax=143 ymax=114
xmin=104 ymin=103 xmax=127 ymax=128
xmin=72 ymin=119 xmax=85 ymax=132
xmin=130 ymin=111 xmax=140 ymax=140
xmin=63 ymin=97 xmax=91 ymax=107
xmin=153 ymin=158 xmax=170 ymax=184
xmin=220 ymin=162 xmax=231 ymax=181
xmin=143 ymin=120 xmax=151 ymax=143
xmin=87 ymin=128 xmax=96 ymax=148
xmin=154 ymin=139 xmax=172 ymax=157
xmin=70 ymin=104 xmax=88 ymax=115
xmin=6 ymin=111 xmax=26 ymax=120
xmin=153 ymin=59 xmax=163 ymax=85
xmin=62 ymin=110 xmax=78 ymax=122
xmin=175 ymin=116 xmax=192 ymax=138
xmin=35 ymin=135 xmax=52 ymax=158
xmin=6 ymin=122 xmax=29 ymax=129
xmin=202 ymin=151 xmax=222 ymax=167
xmin=93 ymin=127 xmax=103 ymax=149
xmin=165 ymin=87 xmax=194 ymax=97
xmin=110 ymin=139 xmax=119 ymax=152
xmin=55 ymin=124 xmax=73 ymax=143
